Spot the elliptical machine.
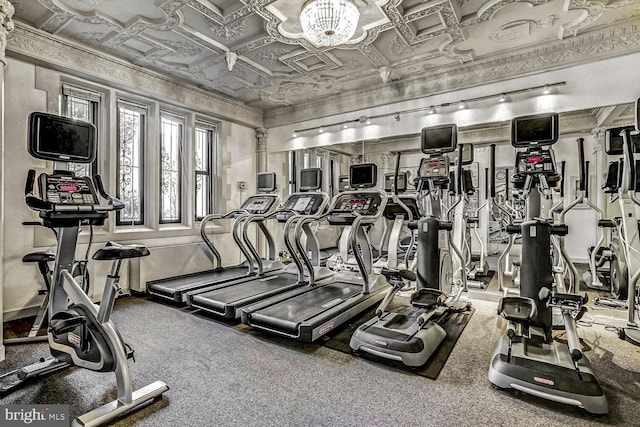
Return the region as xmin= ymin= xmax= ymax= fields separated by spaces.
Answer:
xmin=0 ymin=113 xmax=168 ymax=426
xmin=488 ymin=113 xmax=608 ymax=415
xmin=349 ymin=124 xmax=470 ymax=367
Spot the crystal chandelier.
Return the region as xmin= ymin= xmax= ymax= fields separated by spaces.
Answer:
xmin=300 ymin=0 xmax=360 ymax=47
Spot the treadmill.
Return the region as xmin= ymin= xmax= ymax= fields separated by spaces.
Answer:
xmin=146 ymin=172 xmax=282 ymax=303
xmin=241 ymin=163 xmax=390 ymax=342
xmin=187 ymin=169 xmax=331 ymax=319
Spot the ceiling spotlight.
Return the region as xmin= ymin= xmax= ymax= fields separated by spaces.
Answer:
xmin=427 ymin=106 xmax=436 ymax=114
xmin=542 ymin=85 xmax=551 ymax=95
xmin=343 ymin=123 xmax=348 ymax=129
xmin=458 ymin=100 xmax=468 ymax=110
xmin=319 ymin=127 xmax=323 ymax=133
xmin=394 ymin=113 xmax=400 ymax=122
xmin=292 ymin=132 xmax=298 ymax=138
xmin=499 ymin=93 xmax=509 ymax=103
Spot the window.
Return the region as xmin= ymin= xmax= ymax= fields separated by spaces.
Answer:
xmin=62 ymin=85 xmax=99 ymax=177
xmin=160 ymin=113 xmax=184 ymax=223
xmin=116 ymin=101 xmax=146 ymax=226
xmin=195 ymin=122 xmax=215 ymax=220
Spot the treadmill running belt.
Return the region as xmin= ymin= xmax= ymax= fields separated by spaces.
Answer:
xmin=249 ymin=283 xmax=362 ymax=334
xmin=147 ymin=266 xmax=251 ymax=299
xmin=191 ymin=274 xmax=299 ymax=311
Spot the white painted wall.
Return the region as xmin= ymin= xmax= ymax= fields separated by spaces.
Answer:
xmin=2 ymin=58 xmax=257 ymax=320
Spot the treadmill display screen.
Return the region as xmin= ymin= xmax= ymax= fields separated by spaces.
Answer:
xmin=339 ymin=197 xmax=372 ymax=213
xmin=292 ymin=196 xmax=312 ymax=211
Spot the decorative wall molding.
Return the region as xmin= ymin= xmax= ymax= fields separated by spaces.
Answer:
xmin=0 ymin=0 xmax=14 ymax=67
xmin=6 ymin=22 xmax=263 ymax=128
xmin=264 ymin=21 xmax=640 ymax=128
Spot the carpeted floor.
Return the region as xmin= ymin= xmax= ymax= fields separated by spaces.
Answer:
xmin=2 ymin=286 xmax=639 ymax=427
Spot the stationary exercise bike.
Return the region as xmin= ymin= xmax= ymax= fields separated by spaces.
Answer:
xmin=0 ymin=112 xmax=168 ymax=426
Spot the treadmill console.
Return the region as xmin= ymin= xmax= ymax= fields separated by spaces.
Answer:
xmin=39 ymin=172 xmax=99 ymax=205
xmin=516 ymin=148 xmax=556 ymax=175
xmin=327 ymin=192 xmax=383 ymax=225
xmin=240 ymin=195 xmax=278 ymax=214
xmin=276 ymin=193 xmax=326 ymax=222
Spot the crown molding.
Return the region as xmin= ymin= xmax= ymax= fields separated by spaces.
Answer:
xmin=6 ymin=21 xmax=264 ymax=128
xmin=264 ymin=21 xmax=640 ymax=129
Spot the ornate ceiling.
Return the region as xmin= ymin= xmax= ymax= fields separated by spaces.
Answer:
xmin=7 ymin=0 xmax=640 ymax=126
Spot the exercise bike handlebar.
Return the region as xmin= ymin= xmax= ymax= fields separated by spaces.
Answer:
xmin=25 ymin=170 xmax=124 ymax=213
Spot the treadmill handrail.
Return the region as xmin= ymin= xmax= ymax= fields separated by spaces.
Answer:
xmin=200 ymin=209 xmax=251 ymax=270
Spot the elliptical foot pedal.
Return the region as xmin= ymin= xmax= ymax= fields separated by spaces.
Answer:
xmin=410 ymin=288 xmax=446 ymax=309
xmin=497 ymin=296 xmax=536 ymax=323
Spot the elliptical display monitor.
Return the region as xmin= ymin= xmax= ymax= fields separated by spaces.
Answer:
xmin=604 ymin=125 xmax=640 ymax=155
xmin=338 ymin=175 xmax=351 ymax=192
xmin=421 ymin=124 xmax=457 ymax=154
xmin=350 ymin=163 xmax=377 ymax=188
xmin=257 ymin=172 xmax=276 ymax=192
xmin=28 ymin=112 xmax=97 ymax=163
xmin=511 ymin=113 xmax=558 ymax=147
xmin=299 ymin=168 xmax=322 ymax=191
xmin=384 ymin=172 xmax=407 ymax=192
xmin=455 ymin=143 xmax=473 ymax=165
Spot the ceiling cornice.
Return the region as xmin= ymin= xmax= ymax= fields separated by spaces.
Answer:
xmin=6 ymin=21 xmax=264 ymax=128
xmin=264 ymin=20 xmax=640 ymax=129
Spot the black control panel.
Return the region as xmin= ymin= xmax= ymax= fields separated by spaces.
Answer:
xmin=327 ymin=192 xmax=383 ymax=225
xmin=275 ymin=193 xmax=325 ymax=222
xmin=383 ymin=196 xmax=420 ymax=220
xmin=418 ymin=155 xmax=450 ymax=179
xmin=240 ymin=195 xmax=278 ymax=214
xmin=516 ymin=148 xmax=556 ymax=175
xmin=39 ymin=173 xmax=99 ymax=205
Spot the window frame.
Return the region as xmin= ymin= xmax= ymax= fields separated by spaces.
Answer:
xmin=194 ymin=121 xmax=216 ymax=221
xmin=116 ymin=100 xmax=147 ymax=226
xmin=61 ymin=85 xmax=100 ymax=177
xmin=159 ymin=111 xmax=185 ymax=224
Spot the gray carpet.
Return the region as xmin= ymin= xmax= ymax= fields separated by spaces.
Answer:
xmin=1 ymin=295 xmax=639 ymax=426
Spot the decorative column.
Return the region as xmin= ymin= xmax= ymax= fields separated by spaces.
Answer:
xmin=256 ymin=128 xmax=267 ymax=173
xmin=255 ymin=128 xmax=268 ymax=254
xmin=0 ymin=0 xmax=15 ymax=362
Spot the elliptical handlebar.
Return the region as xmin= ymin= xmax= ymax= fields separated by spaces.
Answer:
xmin=621 ymin=128 xmax=636 ymax=194
xmin=457 ymin=144 xmax=464 ymax=195
xmin=577 ymin=138 xmax=586 ymax=192
xmin=490 ymin=144 xmax=496 ymax=198
xmin=560 ymin=161 xmax=566 ymax=198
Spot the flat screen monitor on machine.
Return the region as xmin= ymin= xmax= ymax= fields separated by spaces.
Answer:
xmin=299 ymin=168 xmax=322 ymax=191
xmin=28 ymin=112 xmax=97 ymax=163
xmin=511 ymin=113 xmax=559 ymax=147
xmin=350 ymin=163 xmax=377 ymax=189
xmin=421 ymin=124 xmax=457 ymax=154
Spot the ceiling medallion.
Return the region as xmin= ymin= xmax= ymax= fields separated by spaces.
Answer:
xmin=300 ymin=0 xmax=360 ymax=47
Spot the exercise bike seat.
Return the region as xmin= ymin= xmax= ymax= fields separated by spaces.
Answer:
xmin=92 ymin=241 xmax=150 ymax=261
xmin=22 ymin=251 xmax=55 ymax=263
xmin=410 ymin=288 xmax=446 ymax=309
xmin=498 ymin=296 xmax=537 ymax=324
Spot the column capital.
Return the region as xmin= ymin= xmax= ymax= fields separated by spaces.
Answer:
xmin=255 ymin=127 xmax=267 ymax=153
xmin=0 ymin=0 xmax=14 ymax=68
